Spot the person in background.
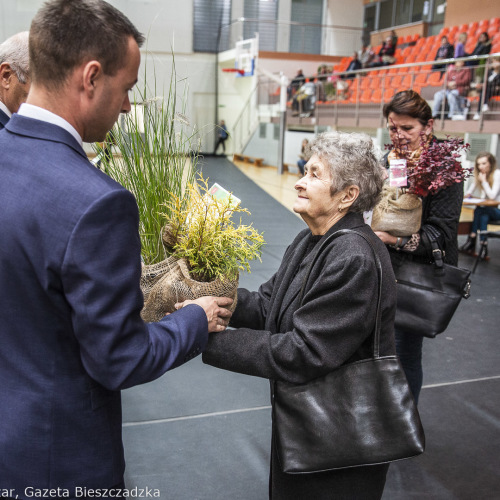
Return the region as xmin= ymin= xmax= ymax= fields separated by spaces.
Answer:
xmin=0 ymin=31 xmax=30 ymax=129
xmin=472 ymin=56 xmax=500 ymax=119
xmin=370 ymin=36 xmax=396 ymax=67
xmin=341 ymin=51 xmax=362 ymax=79
xmin=432 ymin=59 xmax=472 ymax=120
xmin=214 ymin=119 xmax=229 ymax=155
xmin=197 ymin=131 xmax=395 ymax=500
xmin=288 ymin=68 xmax=306 ymax=99
xmin=297 ymin=138 xmax=310 ymax=175
xmin=454 ymin=32 xmax=468 ymax=59
xmin=359 ymin=44 xmax=376 ymax=68
xmin=375 ymin=90 xmax=463 ymax=403
xmin=431 ymin=36 xmax=454 ymax=74
xmin=460 ymin=152 xmax=500 ymax=260
xmin=471 ymin=32 xmax=492 ymax=57
xmin=0 ymin=0 xmax=232 ymax=491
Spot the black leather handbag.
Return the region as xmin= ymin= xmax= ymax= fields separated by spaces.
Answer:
xmin=392 ymin=226 xmax=471 ymax=338
xmin=273 ymin=230 xmax=425 ymax=474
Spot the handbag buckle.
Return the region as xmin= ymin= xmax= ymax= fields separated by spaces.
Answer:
xmin=463 ymin=279 xmax=471 ymax=299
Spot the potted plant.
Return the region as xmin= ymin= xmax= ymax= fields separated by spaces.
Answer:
xmin=140 ymin=176 xmax=265 ymax=322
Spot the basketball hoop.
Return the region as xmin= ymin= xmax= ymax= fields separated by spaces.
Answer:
xmin=222 ymin=68 xmax=245 ymax=75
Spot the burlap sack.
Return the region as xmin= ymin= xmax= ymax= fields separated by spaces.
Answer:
xmin=140 ymin=257 xmax=238 ymax=323
xmin=371 ymin=186 xmax=422 ymax=237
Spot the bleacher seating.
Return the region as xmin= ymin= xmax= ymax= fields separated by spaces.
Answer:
xmin=306 ymin=17 xmax=500 ymax=110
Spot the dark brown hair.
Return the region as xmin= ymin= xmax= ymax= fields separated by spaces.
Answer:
xmin=29 ymin=0 xmax=145 ymax=90
xmin=382 ymin=90 xmax=432 ymax=127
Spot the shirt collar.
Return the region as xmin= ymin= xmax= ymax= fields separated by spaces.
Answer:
xmin=18 ymin=103 xmax=83 ymax=146
xmin=0 ymin=100 xmax=12 ymax=118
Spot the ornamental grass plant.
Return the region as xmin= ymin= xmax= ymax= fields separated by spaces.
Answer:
xmin=94 ymin=63 xmax=198 ymax=265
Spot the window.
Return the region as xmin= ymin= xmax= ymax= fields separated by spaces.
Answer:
xmin=290 ymin=0 xmax=323 ymax=54
xmin=193 ymin=0 xmax=231 ymax=53
xmin=378 ymin=0 xmax=394 ymax=30
xmin=244 ymin=0 xmax=278 ymax=52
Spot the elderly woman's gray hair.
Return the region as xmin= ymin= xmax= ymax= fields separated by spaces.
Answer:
xmin=0 ymin=31 xmax=30 ymax=84
xmin=309 ymin=131 xmax=385 ymax=213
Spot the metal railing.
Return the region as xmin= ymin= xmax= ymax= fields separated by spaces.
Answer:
xmin=279 ymin=53 xmax=500 ymax=131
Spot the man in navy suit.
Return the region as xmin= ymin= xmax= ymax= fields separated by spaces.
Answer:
xmin=0 ymin=0 xmax=232 ymax=496
xmin=0 ymin=31 xmax=30 ymax=128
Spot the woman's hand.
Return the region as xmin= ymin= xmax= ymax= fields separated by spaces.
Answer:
xmin=478 ymin=172 xmax=487 ymax=183
xmin=175 ymin=296 xmax=233 ymax=332
xmin=374 ymin=231 xmax=398 ymax=246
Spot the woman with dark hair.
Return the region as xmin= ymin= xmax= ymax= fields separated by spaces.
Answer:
xmin=184 ymin=131 xmax=397 ymax=499
xmin=471 ymin=32 xmax=492 ymax=57
xmin=461 ymin=152 xmax=500 ymax=259
xmin=374 ymin=90 xmax=464 ymax=403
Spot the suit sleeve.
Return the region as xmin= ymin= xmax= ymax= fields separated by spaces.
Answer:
xmin=61 ymin=189 xmax=209 ymax=390
xmin=203 ymin=246 xmax=382 ymax=384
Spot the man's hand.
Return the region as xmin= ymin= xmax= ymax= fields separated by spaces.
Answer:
xmin=175 ymin=296 xmax=233 ymax=332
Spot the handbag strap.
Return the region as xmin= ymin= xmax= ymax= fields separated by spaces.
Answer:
xmin=298 ymin=229 xmax=384 ymax=359
xmin=421 ymin=226 xmax=445 ymax=275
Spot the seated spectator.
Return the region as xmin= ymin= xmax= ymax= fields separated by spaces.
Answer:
xmin=472 ymin=56 xmax=500 ymax=120
xmin=369 ymin=36 xmax=396 ymax=68
xmin=297 ymin=138 xmax=311 ymax=175
xmin=288 ymin=69 xmax=306 ymax=99
xmin=316 ymin=64 xmax=331 ymax=82
xmin=432 ymin=36 xmax=454 ymax=73
xmin=292 ymin=81 xmax=317 ymax=117
xmin=341 ymin=52 xmax=362 ymax=79
xmin=471 ymin=32 xmax=492 ymax=57
xmin=359 ymin=45 xmax=376 ymax=68
xmin=432 ymin=59 xmax=472 ymax=120
xmin=454 ymin=32 xmax=469 ymax=59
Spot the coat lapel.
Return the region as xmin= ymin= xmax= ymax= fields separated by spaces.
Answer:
xmin=266 ymin=232 xmax=311 ymax=332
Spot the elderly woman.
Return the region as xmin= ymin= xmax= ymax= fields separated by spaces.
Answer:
xmin=199 ymin=131 xmax=396 ymax=499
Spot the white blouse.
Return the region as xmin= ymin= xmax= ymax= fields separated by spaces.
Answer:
xmin=465 ymin=170 xmax=500 ymax=201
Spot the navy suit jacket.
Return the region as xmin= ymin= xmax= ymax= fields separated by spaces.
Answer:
xmin=0 ymin=108 xmax=9 ymax=129
xmin=0 ymin=115 xmax=208 ymax=493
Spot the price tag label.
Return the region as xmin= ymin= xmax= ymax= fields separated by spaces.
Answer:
xmin=389 ymin=159 xmax=407 ymax=187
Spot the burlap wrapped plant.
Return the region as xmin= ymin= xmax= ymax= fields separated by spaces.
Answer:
xmin=140 ymin=177 xmax=264 ymax=322
xmin=371 ymin=185 xmax=422 ymax=237
xmin=372 ymin=132 xmax=470 ymax=238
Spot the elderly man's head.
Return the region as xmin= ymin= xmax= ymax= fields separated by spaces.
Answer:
xmin=0 ymin=31 xmax=30 ymax=114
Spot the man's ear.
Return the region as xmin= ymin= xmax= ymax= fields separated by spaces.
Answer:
xmin=0 ymin=63 xmax=13 ymax=90
xmin=82 ymin=60 xmax=102 ymax=95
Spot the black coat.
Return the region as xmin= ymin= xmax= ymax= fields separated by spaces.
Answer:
xmin=203 ymin=212 xmax=397 ymax=499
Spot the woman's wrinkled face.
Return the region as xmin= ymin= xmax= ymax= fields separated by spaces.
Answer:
xmin=293 ymin=154 xmax=340 ymax=230
xmin=387 ymin=112 xmax=433 ymax=152
xmin=477 ymin=156 xmax=492 ymax=175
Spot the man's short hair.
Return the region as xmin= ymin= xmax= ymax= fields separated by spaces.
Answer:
xmin=29 ymin=0 xmax=145 ymax=90
xmin=0 ymin=31 xmax=30 ymax=84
